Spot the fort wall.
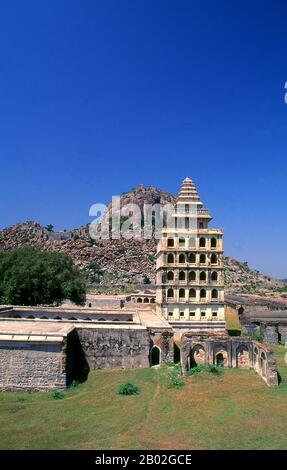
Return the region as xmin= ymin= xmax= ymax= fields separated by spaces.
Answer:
xmin=0 ymin=340 xmax=67 ymax=391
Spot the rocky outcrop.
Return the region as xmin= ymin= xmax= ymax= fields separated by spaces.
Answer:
xmin=0 ymin=185 xmax=285 ymax=292
xmin=106 ymin=184 xmax=176 ymax=214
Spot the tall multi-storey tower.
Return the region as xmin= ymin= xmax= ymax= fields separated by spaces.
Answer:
xmin=156 ymin=177 xmax=225 ymax=334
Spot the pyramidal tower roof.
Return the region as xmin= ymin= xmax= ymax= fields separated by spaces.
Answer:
xmin=176 ymin=177 xmax=212 ymax=221
xmin=177 ymin=177 xmax=202 ymax=204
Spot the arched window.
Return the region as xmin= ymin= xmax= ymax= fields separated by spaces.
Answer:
xmin=86 ymin=317 xmax=92 ymax=321
xmin=54 ymin=316 xmax=62 ymax=320
xmin=98 ymin=318 xmax=106 ymax=321
xmin=167 ymin=288 xmax=174 ymax=298
xmin=211 ymin=237 xmax=217 ymax=248
xmin=189 ymin=288 xmax=196 ymax=299
xmin=167 ymin=238 xmax=174 ymax=247
xmin=40 ymin=316 xmax=48 ymax=320
xmin=211 ymin=289 xmax=218 ymax=299
xmin=150 ymin=298 xmax=155 ymax=303
xmin=179 ymin=288 xmax=185 ymax=299
xmin=188 ymin=253 xmax=196 ymax=263
xmin=211 ymin=254 xmax=217 ymax=264
xmin=27 ymin=315 xmax=35 ymax=319
xmin=189 ymin=271 xmax=196 ymax=281
xmin=199 ymin=237 xmax=206 ymax=247
xmin=167 ymin=271 xmax=174 ymax=281
xmin=69 ymin=317 xmax=77 ymax=321
xmin=167 ymin=253 xmax=174 ymax=264
xmin=200 ymin=271 xmax=206 ymax=281
xmin=137 ymin=298 xmax=142 ymax=303
xmin=200 ymin=254 xmax=206 ymax=264
xmin=211 ymin=271 xmax=218 ymax=281
xmin=200 ymin=289 xmax=206 ymax=299
xmin=144 ymin=298 xmax=149 ymax=303
xmin=179 ymin=254 xmax=185 ymax=264
xmin=179 ymin=271 xmax=185 ymax=281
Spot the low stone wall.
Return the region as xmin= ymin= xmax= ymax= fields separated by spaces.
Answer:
xmin=181 ymin=334 xmax=278 ymax=387
xmin=0 ymin=340 xmax=67 ymax=392
xmin=76 ymin=327 xmax=151 ymax=369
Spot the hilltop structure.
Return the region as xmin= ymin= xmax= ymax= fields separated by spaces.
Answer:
xmin=156 ymin=177 xmax=225 ymax=334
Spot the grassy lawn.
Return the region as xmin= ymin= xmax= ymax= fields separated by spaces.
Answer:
xmin=1 ymin=346 xmax=287 ymax=450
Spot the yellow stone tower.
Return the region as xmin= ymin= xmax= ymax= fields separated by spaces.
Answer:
xmin=156 ymin=177 xmax=225 ymax=334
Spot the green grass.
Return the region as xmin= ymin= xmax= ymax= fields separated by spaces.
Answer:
xmin=1 ymin=349 xmax=287 ymax=450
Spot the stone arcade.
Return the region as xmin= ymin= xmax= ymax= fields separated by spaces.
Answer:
xmin=0 ymin=178 xmax=279 ymax=390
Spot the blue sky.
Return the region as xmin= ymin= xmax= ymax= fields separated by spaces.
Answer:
xmin=0 ymin=1 xmax=286 ymax=278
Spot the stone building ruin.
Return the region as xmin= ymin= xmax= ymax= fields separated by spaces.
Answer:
xmin=0 ymin=178 xmax=280 ymax=390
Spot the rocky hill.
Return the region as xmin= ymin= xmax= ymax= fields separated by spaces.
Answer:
xmin=106 ymin=183 xmax=176 ymax=214
xmin=0 ymin=184 xmax=285 ymax=295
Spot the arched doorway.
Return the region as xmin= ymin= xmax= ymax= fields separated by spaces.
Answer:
xmin=174 ymin=343 xmax=181 ymax=363
xmin=260 ymin=352 xmax=267 ymax=377
xmin=254 ymin=347 xmax=259 ymax=370
xmin=190 ymin=345 xmax=205 ymax=368
xmin=236 ymin=346 xmax=250 ymax=368
xmin=150 ymin=346 xmax=161 ymax=366
xmin=216 ymin=353 xmax=224 ymax=367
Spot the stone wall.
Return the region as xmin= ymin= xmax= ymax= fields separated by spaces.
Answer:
xmin=260 ymin=324 xmax=278 ymax=345
xmin=76 ymin=327 xmax=151 ymax=369
xmin=258 ymin=322 xmax=287 ymax=345
xmin=278 ymin=325 xmax=287 ymax=343
xmin=0 ymin=340 xmax=67 ymax=391
xmin=0 ymin=324 xmax=174 ymax=391
xmin=181 ymin=334 xmax=278 ymax=387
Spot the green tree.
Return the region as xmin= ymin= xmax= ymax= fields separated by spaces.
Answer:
xmin=45 ymin=224 xmax=54 ymax=232
xmin=0 ymin=248 xmax=86 ymax=306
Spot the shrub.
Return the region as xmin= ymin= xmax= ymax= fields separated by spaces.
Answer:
xmin=168 ymin=376 xmax=185 ymax=389
xmin=244 ymin=331 xmax=263 ymax=342
xmin=69 ymin=380 xmax=80 ymax=389
xmin=45 ymin=224 xmax=54 ymax=233
xmin=50 ymin=390 xmax=65 ymax=400
xmin=188 ymin=364 xmax=222 ymax=376
xmin=227 ymin=329 xmax=241 ymax=337
xmin=116 ymin=248 xmax=127 ymax=255
xmin=117 ymin=382 xmax=139 ymax=396
xmin=167 ymin=363 xmax=185 ymax=388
